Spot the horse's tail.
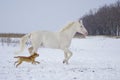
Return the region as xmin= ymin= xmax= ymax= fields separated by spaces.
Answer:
xmin=15 ymin=33 xmax=31 ymax=54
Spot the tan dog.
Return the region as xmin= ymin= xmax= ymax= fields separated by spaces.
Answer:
xmin=14 ymin=53 xmax=40 ymax=68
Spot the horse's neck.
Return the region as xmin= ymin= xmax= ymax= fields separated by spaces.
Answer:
xmin=60 ymin=25 xmax=77 ymax=39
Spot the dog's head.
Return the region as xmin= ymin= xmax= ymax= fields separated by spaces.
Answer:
xmin=32 ymin=53 xmax=39 ymax=57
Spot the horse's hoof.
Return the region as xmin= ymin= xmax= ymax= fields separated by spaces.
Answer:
xmin=63 ymin=60 xmax=66 ymax=64
xmin=63 ymin=60 xmax=69 ymax=64
xmin=66 ymin=62 xmax=69 ymax=64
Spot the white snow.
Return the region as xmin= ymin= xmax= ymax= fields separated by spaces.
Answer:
xmin=0 ymin=36 xmax=120 ymax=80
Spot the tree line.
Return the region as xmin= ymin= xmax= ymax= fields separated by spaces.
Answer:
xmin=0 ymin=33 xmax=25 ymax=46
xmin=82 ymin=0 xmax=120 ymax=36
xmin=0 ymin=33 xmax=25 ymax=38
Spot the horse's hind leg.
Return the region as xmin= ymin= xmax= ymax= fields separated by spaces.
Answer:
xmin=31 ymin=46 xmax=39 ymax=55
xmin=30 ymin=39 xmax=41 ymax=55
xmin=28 ymin=46 xmax=38 ymax=55
xmin=28 ymin=46 xmax=33 ymax=54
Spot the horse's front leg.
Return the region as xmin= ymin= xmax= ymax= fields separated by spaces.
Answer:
xmin=63 ymin=52 xmax=68 ymax=64
xmin=63 ymin=48 xmax=73 ymax=64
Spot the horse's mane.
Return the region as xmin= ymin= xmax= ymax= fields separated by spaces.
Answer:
xmin=59 ymin=22 xmax=75 ymax=32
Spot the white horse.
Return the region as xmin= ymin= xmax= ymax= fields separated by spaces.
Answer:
xmin=16 ymin=20 xmax=88 ymax=64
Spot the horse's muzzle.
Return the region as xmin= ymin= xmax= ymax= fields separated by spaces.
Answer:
xmin=84 ymin=32 xmax=88 ymax=36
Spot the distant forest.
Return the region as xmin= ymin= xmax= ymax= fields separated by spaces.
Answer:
xmin=0 ymin=33 xmax=25 ymax=38
xmin=82 ymin=0 xmax=120 ymax=36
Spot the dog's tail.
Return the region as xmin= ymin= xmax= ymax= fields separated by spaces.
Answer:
xmin=14 ymin=56 xmax=20 ymax=58
xmin=15 ymin=33 xmax=31 ymax=54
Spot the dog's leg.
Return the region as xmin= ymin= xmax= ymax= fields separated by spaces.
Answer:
xmin=16 ymin=61 xmax=22 ymax=68
xmin=14 ymin=61 xmax=18 ymax=65
xmin=35 ymin=61 xmax=40 ymax=64
xmin=32 ymin=61 xmax=40 ymax=64
xmin=32 ymin=60 xmax=35 ymax=64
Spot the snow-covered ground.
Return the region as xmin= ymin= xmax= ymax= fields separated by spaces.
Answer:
xmin=0 ymin=36 xmax=120 ymax=80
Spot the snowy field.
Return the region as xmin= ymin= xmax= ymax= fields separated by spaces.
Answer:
xmin=0 ymin=36 xmax=120 ymax=80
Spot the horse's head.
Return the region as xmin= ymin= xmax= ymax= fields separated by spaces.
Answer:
xmin=74 ymin=20 xmax=88 ymax=36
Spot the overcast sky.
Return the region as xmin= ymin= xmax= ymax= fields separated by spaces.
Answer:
xmin=0 ymin=0 xmax=117 ymax=33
